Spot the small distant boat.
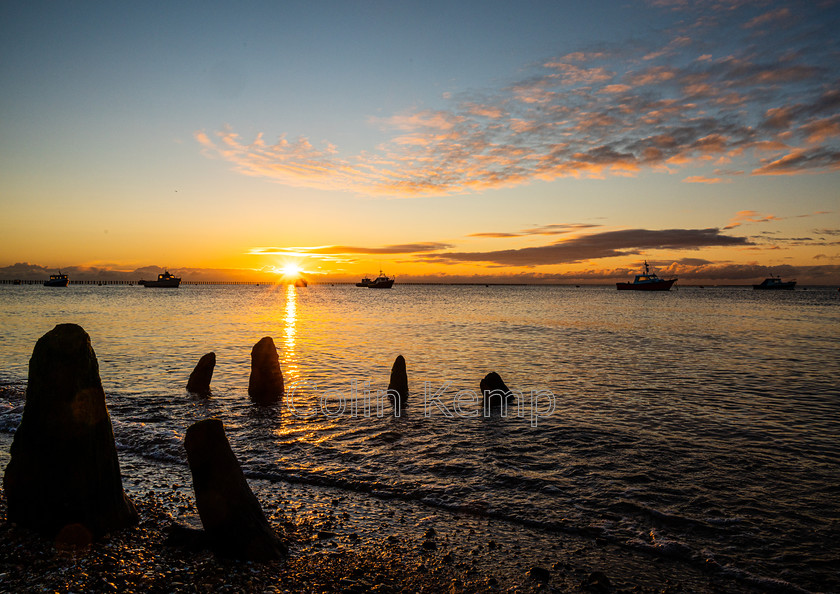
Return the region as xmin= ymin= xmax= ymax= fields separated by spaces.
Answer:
xmin=753 ymin=275 xmax=795 ymax=290
xmin=44 ymin=270 xmax=69 ymax=287
xmin=139 ymin=270 xmax=181 ymax=288
xmin=357 ymin=270 xmax=394 ymax=289
xmin=616 ymin=261 xmax=677 ymax=291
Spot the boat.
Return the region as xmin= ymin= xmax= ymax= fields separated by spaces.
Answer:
xmin=294 ymin=278 xmax=308 ymax=287
xmin=753 ymin=275 xmax=795 ymax=290
xmin=368 ymin=270 xmax=395 ymax=289
xmin=44 ymin=270 xmax=69 ymax=287
xmin=356 ymin=270 xmax=394 ymax=288
xmin=139 ymin=270 xmax=181 ymax=288
xmin=616 ymin=261 xmax=677 ymax=291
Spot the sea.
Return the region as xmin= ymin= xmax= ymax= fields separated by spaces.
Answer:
xmin=1 ymin=283 xmax=838 ymax=591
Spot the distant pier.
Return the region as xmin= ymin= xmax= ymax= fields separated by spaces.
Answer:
xmin=0 ymin=279 xmax=267 ymax=286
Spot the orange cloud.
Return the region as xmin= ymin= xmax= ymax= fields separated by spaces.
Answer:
xmin=724 ymin=210 xmax=782 ymax=229
xmin=752 ymin=149 xmax=840 ymax=176
xmin=599 ymin=84 xmax=632 ymax=94
xmin=802 ymin=116 xmax=840 ymax=144
xmin=463 ymin=103 xmax=505 ymax=119
xmin=744 ymin=7 xmax=792 ymax=29
xmin=627 ymin=66 xmax=677 ymax=86
xmin=683 ymin=175 xmax=730 ymax=184
xmin=543 ymin=62 xmax=614 ymax=85
xmin=468 ymin=223 xmax=602 ymax=238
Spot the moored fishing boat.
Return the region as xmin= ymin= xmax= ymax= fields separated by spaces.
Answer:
xmin=616 ymin=261 xmax=676 ymax=291
xmin=139 ymin=270 xmax=181 ymax=288
xmin=44 ymin=270 xmax=69 ymax=287
xmin=368 ymin=270 xmax=394 ymax=289
xmin=753 ymin=275 xmax=795 ymax=290
xmin=356 ymin=270 xmax=395 ymax=288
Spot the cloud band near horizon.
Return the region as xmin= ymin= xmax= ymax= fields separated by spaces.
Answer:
xmin=418 ymin=228 xmax=752 ymax=267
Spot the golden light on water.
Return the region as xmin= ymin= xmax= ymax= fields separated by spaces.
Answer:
xmin=283 ymin=284 xmax=298 ymax=380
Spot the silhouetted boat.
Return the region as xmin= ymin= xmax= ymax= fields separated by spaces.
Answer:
xmin=616 ymin=261 xmax=676 ymax=291
xmin=369 ymin=272 xmax=394 ymax=288
xmin=139 ymin=270 xmax=181 ymax=288
xmin=357 ymin=270 xmax=394 ymax=288
xmin=44 ymin=271 xmax=69 ymax=287
xmin=294 ymin=278 xmax=308 ymax=287
xmin=753 ymin=275 xmax=795 ymax=290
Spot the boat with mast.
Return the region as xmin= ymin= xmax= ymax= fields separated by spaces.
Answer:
xmin=616 ymin=261 xmax=677 ymax=291
xmin=44 ymin=270 xmax=69 ymax=287
xmin=356 ymin=270 xmax=395 ymax=289
xmin=139 ymin=269 xmax=181 ymax=288
xmin=753 ymin=275 xmax=795 ymax=290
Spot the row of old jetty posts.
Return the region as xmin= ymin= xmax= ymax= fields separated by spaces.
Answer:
xmin=3 ymin=324 xmax=518 ymax=560
xmin=190 ymin=338 xmax=516 ymax=413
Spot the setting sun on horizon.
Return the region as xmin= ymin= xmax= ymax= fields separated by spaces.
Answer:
xmin=279 ymin=263 xmax=304 ymax=278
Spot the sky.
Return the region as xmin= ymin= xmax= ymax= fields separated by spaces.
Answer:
xmin=1 ymin=0 xmax=839 ymax=284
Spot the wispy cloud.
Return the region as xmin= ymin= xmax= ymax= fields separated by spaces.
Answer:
xmin=683 ymin=175 xmax=731 ymax=183
xmin=724 ymin=210 xmax=783 ymax=229
xmin=723 ymin=209 xmax=831 ymax=230
xmin=248 ymin=243 xmax=452 ymax=256
xmin=752 ymin=148 xmax=840 ymax=175
xmin=468 ymin=223 xmax=602 ymax=238
xmin=743 ymin=7 xmax=792 ymax=29
xmin=197 ymin=1 xmax=840 ymax=196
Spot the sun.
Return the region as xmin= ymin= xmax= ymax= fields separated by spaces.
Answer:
xmin=280 ymin=263 xmax=303 ymax=277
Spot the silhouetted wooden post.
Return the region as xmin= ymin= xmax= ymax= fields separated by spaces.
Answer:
xmin=186 ymin=352 xmax=216 ymax=396
xmin=184 ymin=419 xmax=286 ymax=560
xmin=387 ymin=355 xmax=408 ymax=413
xmin=248 ymin=337 xmax=284 ymax=404
xmin=480 ymin=371 xmax=517 ymax=416
xmin=2 ymin=324 xmax=138 ymax=542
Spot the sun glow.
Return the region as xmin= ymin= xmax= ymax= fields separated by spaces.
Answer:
xmin=280 ymin=263 xmax=303 ymax=277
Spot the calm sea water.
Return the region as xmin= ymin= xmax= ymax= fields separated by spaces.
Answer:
xmin=1 ymin=284 xmax=838 ymax=590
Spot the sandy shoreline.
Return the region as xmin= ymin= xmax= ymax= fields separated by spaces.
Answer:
xmin=1 ymin=482 xmax=753 ymax=594
xmin=0 ymin=442 xmax=770 ymax=594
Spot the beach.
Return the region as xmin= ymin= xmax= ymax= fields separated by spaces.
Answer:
xmin=1 ymin=430 xmax=766 ymax=594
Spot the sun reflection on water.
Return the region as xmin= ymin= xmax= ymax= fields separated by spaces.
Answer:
xmin=283 ymin=284 xmax=298 ymax=381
